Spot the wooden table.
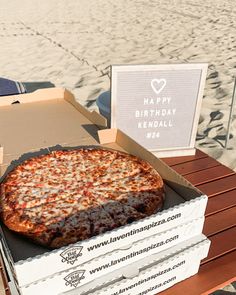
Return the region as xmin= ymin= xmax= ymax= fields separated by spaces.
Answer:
xmin=0 ymin=149 xmax=236 ymax=295
xmin=160 ymin=149 xmax=236 ymax=295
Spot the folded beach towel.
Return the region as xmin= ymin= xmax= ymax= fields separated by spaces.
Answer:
xmin=0 ymin=77 xmax=26 ymax=96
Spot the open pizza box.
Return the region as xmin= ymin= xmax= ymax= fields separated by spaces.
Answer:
xmin=0 ymin=88 xmax=208 ymax=288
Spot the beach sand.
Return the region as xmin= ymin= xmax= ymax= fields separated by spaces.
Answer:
xmin=0 ymin=0 xmax=236 ymax=293
xmin=0 ymin=0 xmax=235 ymax=171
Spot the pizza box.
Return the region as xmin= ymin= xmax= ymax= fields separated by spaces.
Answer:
xmin=0 ymin=88 xmax=207 ymax=286
xmin=0 ymin=235 xmax=210 ymax=295
xmin=88 ymin=235 xmax=211 ymax=295
xmin=20 ymin=234 xmax=210 ymax=295
xmin=17 ymin=217 xmax=204 ymax=292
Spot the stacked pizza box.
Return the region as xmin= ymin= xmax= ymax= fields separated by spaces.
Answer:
xmin=0 ymin=88 xmax=210 ymax=295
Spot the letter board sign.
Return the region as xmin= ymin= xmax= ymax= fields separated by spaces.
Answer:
xmin=111 ymin=64 xmax=208 ymax=157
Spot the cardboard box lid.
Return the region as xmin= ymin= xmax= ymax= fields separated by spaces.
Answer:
xmin=0 ymin=88 xmax=107 ymax=178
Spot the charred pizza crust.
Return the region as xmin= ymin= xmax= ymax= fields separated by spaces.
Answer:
xmin=0 ymin=148 xmax=165 ymax=248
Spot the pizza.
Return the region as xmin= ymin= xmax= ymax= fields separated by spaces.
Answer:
xmin=0 ymin=148 xmax=165 ymax=248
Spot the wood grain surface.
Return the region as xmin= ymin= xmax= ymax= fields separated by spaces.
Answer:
xmin=161 ymin=149 xmax=236 ymax=294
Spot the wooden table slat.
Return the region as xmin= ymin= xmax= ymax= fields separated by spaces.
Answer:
xmin=184 ymin=165 xmax=235 ymax=186
xmin=161 ymin=149 xmax=236 ymax=295
xmin=170 ymin=157 xmax=220 ymax=176
xmin=197 ymin=174 xmax=236 ymax=197
xmin=162 ymin=150 xmax=208 ymax=166
xmin=203 ymin=206 xmax=236 ymax=237
xmin=205 ymin=189 xmax=236 ymax=216
xmin=201 ymin=226 xmax=236 ymax=264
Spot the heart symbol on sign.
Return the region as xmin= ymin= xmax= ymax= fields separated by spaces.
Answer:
xmin=151 ymin=79 xmax=167 ymax=95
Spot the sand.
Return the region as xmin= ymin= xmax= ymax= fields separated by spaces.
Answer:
xmin=0 ymin=0 xmax=236 ymax=169
xmin=0 ymin=0 xmax=235 ymax=171
xmin=0 ymin=0 xmax=235 ymax=292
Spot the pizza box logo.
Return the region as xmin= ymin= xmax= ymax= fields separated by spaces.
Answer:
xmin=64 ymin=270 xmax=85 ymax=288
xmin=60 ymin=246 xmax=83 ymax=265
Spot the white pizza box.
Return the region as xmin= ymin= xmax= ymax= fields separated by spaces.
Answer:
xmin=18 ymin=217 xmax=204 ymax=290
xmin=89 ymin=236 xmax=211 ymax=295
xmin=0 ymin=88 xmax=207 ymax=286
xmin=0 ymin=235 xmax=209 ymax=295
xmin=20 ymin=234 xmax=210 ymax=295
